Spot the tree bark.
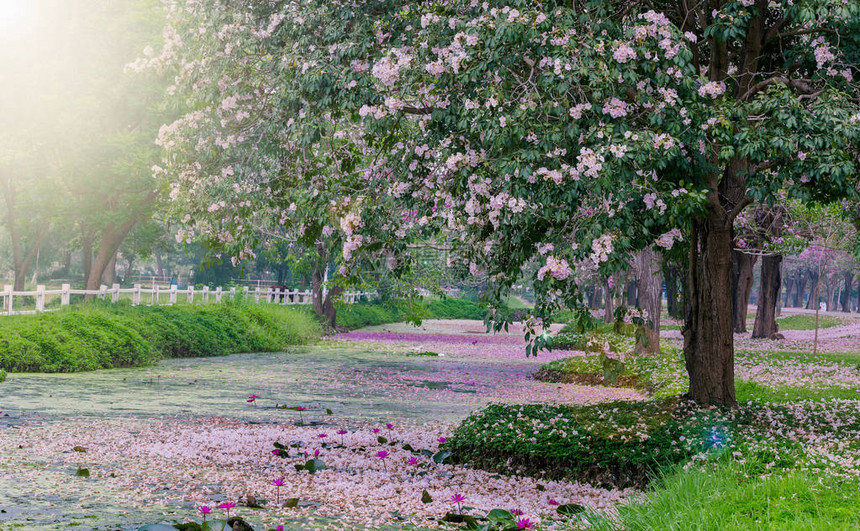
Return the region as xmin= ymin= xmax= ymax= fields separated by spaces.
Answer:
xmin=732 ymin=250 xmax=756 ymax=333
xmin=805 ymin=272 xmax=819 ymax=309
xmin=752 ymin=254 xmax=782 ymax=338
xmin=603 ymin=279 xmax=614 ymax=324
xmin=782 ymin=274 xmax=795 ymax=308
xmin=633 ymin=247 xmax=661 ymax=354
xmin=793 ymin=273 xmax=807 ymax=308
xmin=683 ymin=205 xmax=736 ymax=407
xmin=665 ymin=265 xmax=685 ymax=319
xmin=626 ymin=278 xmax=637 ymax=307
xmin=85 ymin=191 xmax=155 ymax=296
xmin=102 ymin=251 xmax=118 ymax=285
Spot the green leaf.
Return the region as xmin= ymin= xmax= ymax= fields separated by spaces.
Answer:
xmin=421 ymin=490 xmax=433 ymax=503
xmin=432 ymin=450 xmax=452 ymax=464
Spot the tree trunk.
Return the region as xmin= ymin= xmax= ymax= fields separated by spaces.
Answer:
xmin=155 ymin=253 xmax=164 ymax=278
xmin=85 ymin=195 xmax=153 ymax=295
xmin=805 ymin=272 xmax=819 ymax=309
xmin=731 ymin=250 xmax=756 ymax=333
xmin=3 ymin=183 xmax=50 ymax=291
xmin=626 ymin=278 xmax=637 ymax=307
xmin=102 ymin=252 xmax=118 ymax=285
xmin=751 ymin=254 xmax=782 ymax=338
xmin=633 ymin=247 xmax=661 ymax=354
xmin=793 ymin=274 xmax=807 ymax=308
xmin=782 ymin=274 xmax=795 ymax=308
xmin=603 ymin=279 xmax=614 ymax=324
xmin=684 ymin=210 xmax=736 ymax=406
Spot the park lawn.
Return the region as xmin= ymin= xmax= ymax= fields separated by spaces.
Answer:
xmin=481 ymin=326 xmax=860 ymax=530
xmin=776 ymin=313 xmax=844 ymax=330
xmin=582 ymin=461 xmax=860 ymax=531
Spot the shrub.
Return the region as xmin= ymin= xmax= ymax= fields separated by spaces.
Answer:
xmin=0 ymin=301 xmax=319 ymax=373
xmin=336 ymin=297 xmax=486 ymax=330
xmin=447 ymin=400 xmax=730 ymax=488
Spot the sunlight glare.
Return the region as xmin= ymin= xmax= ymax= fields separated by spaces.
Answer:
xmin=0 ymin=0 xmax=34 ymax=35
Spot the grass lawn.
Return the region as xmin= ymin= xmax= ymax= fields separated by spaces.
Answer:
xmin=776 ymin=313 xmax=844 ymax=330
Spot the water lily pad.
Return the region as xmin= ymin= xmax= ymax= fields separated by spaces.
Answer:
xmin=137 ymin=525 xmax=180 ymax=531
xmin=284 ymin=498 xmax=299 ymax=508
xmin=432 ymin=450 xmax=452 ymax=464
xmin=75 ymin=467 xmax=90 ymax=477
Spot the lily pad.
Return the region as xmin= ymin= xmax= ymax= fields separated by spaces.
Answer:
xmin=432 ymin=450 xmax=452 ymax=464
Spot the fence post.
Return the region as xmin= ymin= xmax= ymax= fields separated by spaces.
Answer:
xmin=35 ymin=285 xmax=46 ymax=312
xmin=215 ymin=286 xmax=222 ymax=303
xmin=187 ymin=285 xmax=195 ymax=304
xmin=61 ymin=283 xmax=71 ymax=306
xmin=99 ymin=284 xmax=107 ymax=301
xmin=169 ymin=285 xmax=177 ymax=305
xmin=254 ymin=286 xmax=260 ymax=304
xmin=111 ymin=283 xmax=120 ymax=303
xmin=153 ymin=284 xmax=159 ymax=306
xmin=230 ymin=287 xmax=236 ymax=301
xmin=202 ymin=285 xmax=209 ymax=303
xmin=3 ymin=285 xmax=12 ymax=315
xmin=243 ymin=286 xmax=249 ymax=301
xmin=132 ymin=284 xmax=141 ymax=306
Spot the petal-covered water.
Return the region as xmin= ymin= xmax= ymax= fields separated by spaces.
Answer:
xmin=0 ymin=320 xmax=640 ymax=530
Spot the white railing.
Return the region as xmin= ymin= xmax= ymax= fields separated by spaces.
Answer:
xmin=0 ymin=283 xmax=377 ymax=316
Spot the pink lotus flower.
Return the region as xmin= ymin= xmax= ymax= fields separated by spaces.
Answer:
xmin=198 ymin=505 xmax=212 ymax=523
xmin=438 ymin=437 xmax=447 ymax=443
xmin=451 ymin=493 xmax=465 ymax=513
xmin=377 ymin=450 xmax=390 ymax=471
xmin=548 ymin=499 xmax=560 ymax=506
xmin=511 ymin=508 xmax=524 ymax=516
xmin=273 ymin=478 xmax=284 ymax=505
xmin=277 ymin=526 xmax=284 ymax=531
xmin=337 ymin=429 xmax=348 ymax=444
xmin=247 ymin=394 xmax=259 ymax=405
xmin=317 ymin=433 xmax=327 ymax=439
xmin=271 ymin=449 xmax=280 ymax=456
xmin=408 ymin=456 xmax=418 ymax=465
xmin=516 ymin=517 xmax=536 ymax=529
xmin=294 ymin=406 xmax=306 ymax=423
xmin=386 ymin=423 xmax=394 ymax=430
xmin=372 ymin=428 xmax=380 ymax=433
xmin=218 ymin=501 xmax=236 ymax=519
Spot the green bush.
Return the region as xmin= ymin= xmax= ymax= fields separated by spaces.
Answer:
xmin=0 ymin=301 xmax=319 ymax=373
xmin=336 ymin=297 xmax=486 ymax=330
xmin=447 ymin=400 xmax=730 ymax=488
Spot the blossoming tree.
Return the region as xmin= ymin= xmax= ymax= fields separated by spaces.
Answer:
xmin=151 ymin=0 xmax=860 ymax=405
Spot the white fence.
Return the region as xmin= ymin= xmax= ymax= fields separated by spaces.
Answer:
xmin=0 ymin=283 xmax=377 ymax=316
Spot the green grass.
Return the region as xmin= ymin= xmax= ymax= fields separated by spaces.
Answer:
xmin=776 ymin=313 xmax=844 ymax=330
xmin=0 ymin=301 xmax=319 ymax=373
xmin=585 ymin=460 xmax=860 ymax=531
xmin=336 ymin=297 xmax=487 ymax=330
xmin=735 ymin=381 xmax=860 ymax=402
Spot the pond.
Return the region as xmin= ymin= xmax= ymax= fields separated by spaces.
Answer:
xmin=0 ymin=320 xmax=638 ymax=530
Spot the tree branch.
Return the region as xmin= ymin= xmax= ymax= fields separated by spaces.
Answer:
xmin=739 ymin=76 xmax=814 ymax=101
